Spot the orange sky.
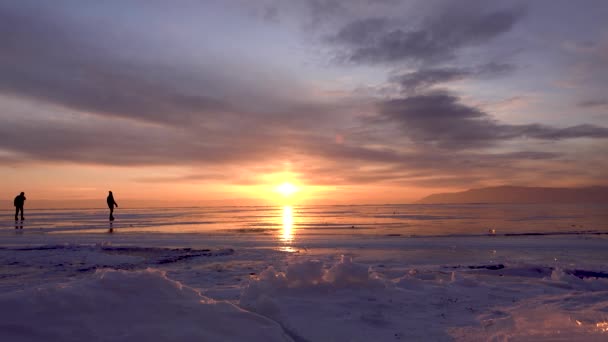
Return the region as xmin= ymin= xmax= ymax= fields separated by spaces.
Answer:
xmin=1 ymin=164 xmax=438 ymax=208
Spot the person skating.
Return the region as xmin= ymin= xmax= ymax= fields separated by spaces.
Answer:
xmin=14 ymin=192 xmax=26 ymax=221
xmin=107 ymin=191 xmax=118 ymax=221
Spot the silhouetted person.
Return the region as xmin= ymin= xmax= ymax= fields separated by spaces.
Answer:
xmin=107 ymin=191 xmax=118 ymax=221
xmin=14 ymin=192 xmax=26 ymax=221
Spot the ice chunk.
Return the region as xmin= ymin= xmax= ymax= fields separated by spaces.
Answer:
xmin=324 ymin=256 xmax=378 ymax=288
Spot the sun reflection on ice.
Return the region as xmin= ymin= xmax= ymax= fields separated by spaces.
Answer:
xmin=278 ymin=246 xmax=298 ymax=253
xmin=574 ymin=319 xmax=608 ymax=334
xmin=281 ymin=205 xmax=295 ymax=243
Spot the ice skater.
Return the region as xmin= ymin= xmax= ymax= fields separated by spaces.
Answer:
xmin=14 ymin=192 xmax=26 ymax=221
xmin=107 ymin=191 xmax=118 ymax=221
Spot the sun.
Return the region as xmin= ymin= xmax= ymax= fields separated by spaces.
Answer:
xmin=276 ymin=182 xmax=298 ymax=197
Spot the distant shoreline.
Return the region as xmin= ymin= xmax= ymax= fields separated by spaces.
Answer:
xmin=418 ymin=185 xmax=608 ymax=204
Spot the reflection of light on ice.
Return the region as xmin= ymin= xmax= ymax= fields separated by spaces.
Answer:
xmin=574 ymin=319 xmax=608 ymax=333
xmin=281 ymin=206 xmax=294 ymax=243
xmin=596 ymin=321 xmax=608 ymax=332
xmin=278 ymin=246 xmax=298 ymax=253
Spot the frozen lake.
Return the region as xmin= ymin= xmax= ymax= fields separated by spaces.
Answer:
xmin=2 ymin=203 xmax=607 ymax=237
xmin=1 ymin=204 xmax=608 ymax=341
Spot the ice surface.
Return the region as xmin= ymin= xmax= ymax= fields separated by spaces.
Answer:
xmin=1 ymin=204 xmax=608 ymax=341
xmin=239 ymin=256 xmax=608 ymax=341
xmin=0 ymin=268 xmax=291 ymax=342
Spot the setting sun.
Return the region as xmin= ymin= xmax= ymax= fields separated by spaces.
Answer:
xmin=276 ymin=182 xmax=298 ymax=197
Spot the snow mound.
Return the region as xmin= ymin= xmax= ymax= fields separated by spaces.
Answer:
xmin=0 ymin=268 xmax=291 ymax=342
xmin=325 ymin=255 xmax=382 ymax=287
xmin=241 ymin=256 xmax=382 ymax=305
xmin=239 ymin=257 xmax=429 ymax=341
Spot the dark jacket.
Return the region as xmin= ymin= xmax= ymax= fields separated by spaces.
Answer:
xmin=107 ymin=194 xmax=117 ymax=208
xmin=14 ymin=195 xmax=26 ymax=208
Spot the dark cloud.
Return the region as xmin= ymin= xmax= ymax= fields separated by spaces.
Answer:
xmin=302 ymin=0 xmax=401 ymax=28
xmin=0 ymin=95 xmax=568 ymax=190
xmin=578 ymin=99 xmax=608 ymax=108
xmin=390 ymin=63 xmax=515 ymax=92
xmin=305 ymin=0 xmax=347 ymax=24
xmin=517 ymin=124 xmax=608 ymax=140
xmin=0 ymin=108 xmax=299 ymax=167
xmin=391 ymin=68 xmax=472 ymax=92
xmin=1 ymin=95 xmax=601 ymax=191
xmin=377 ymin=92 xmax=608 ymax=149
xmin=134 ymin=173 xmax=258 ymax=185
xmin=328 ymin=5 xmax=525 ymax=64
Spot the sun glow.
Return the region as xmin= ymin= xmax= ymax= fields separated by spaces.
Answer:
xmin=276 ymin=182 xmax=298 ymax=197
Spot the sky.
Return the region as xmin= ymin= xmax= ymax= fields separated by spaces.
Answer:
xmin=1 ymin=0 xmax=607 ymax=206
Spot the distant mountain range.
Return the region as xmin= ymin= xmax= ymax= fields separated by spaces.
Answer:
xmin=417 ymin=186 xmax=608 ymax=204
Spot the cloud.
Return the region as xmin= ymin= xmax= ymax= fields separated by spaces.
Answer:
xmin=391 ymin=68 xmax=471 ymax=92
xmin=0 ymin=1 xmax=358 ymax=169
xmin=328 ymin=5 xmax=525 ymax=64
xmin=0 ymin=4 xmax=212 ymax=125
xmin=377 ymin=92 xmax=608 ymax=149
xmin=0 ymin=100 xmax=297 ymax=167
xmin=578 ymin=99 xmax=608 ymax=108
xmin=390 ymin=63 xmax=515 ymax=92
xmin=134 ymin=172 xmax=257 ymax=185
xmin=0 ymin=91 xmax=571 ymax=190
xmin=1 ymin=92 xmax=602 ymax=191
xmin=1 ymin=0 xmax=606 ymax=193
xmin=290 ymin=147 xmax=564 ymax=188
xmin=558 ymin=37 xmax=608 ymax=93
xmin=0 ymin=2 xmax=315 ymax=127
